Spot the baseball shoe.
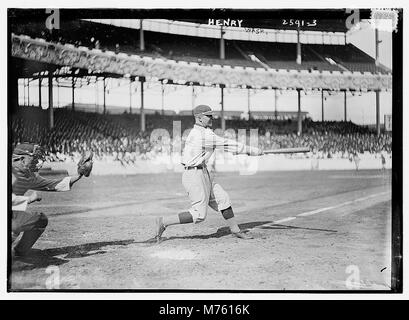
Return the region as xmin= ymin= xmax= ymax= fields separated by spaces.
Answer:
xmin=232 ymin=230 xmax=253 ymax=240
xmin=155 ymin=217 xmax=166 ymax=242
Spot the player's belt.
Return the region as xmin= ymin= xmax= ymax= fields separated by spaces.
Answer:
xmin=183 ymin=164 xmax=205 ymax=170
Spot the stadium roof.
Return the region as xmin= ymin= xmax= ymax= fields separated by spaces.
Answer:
xmin=9 ymin=8 xmax=371 ymax=33
xmin=11 ymin=19 xmax=390 ymax=75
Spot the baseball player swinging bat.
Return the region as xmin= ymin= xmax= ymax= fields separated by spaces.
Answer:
xmin=154 ymin=105 xmax=311 ymax=243
xmin=262 ymin=147 xmax=310 ymax=154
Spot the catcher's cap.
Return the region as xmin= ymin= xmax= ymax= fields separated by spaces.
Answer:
xmin=193 ymin=105 xmax=214 ymax=116
xmin=13 ymin=143 xmax=45 ymax=158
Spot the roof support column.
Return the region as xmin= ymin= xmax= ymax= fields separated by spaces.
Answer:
xmin=103 ymin=77 xmax=106 ymax=114
xmin=71 ymin=76 xmax=75 ymax=110
xmin=48 ymin=72 xmax=54 ymax=129
xmin=162 ymin=82 xmax=165 ymax=116
xmin=274 ymin=89 xmax=278 ymax=120
xmin=344 ymin=90 xmax=347 ymax=121
xmin=321 ymin=90 xmax=325 ymax=122
xmin=296 ymin=27 xmax=302 ymax=65
xmin=23 ymin=79 xmax=26 ymax=106
xmin=221 ymin=85 xmax=225 ymax=131
xmin=297 ymin=89 xmax=302 ymax=135
xmin=375 ymin=28 xmax=380 ymax=66
xmin=376 ymin=90 xmax=381 ymax=136
xmin=27 ymin=78 xmax=30 ymax=106
xmin=191 ymin=85 xmax=195 ymax=109
xmin=247 ymin=88 xmax=251 ymax=120
xmin=140 ymin=76 xmax=145 ymax=132
xmin=140 ymin=19 xmax=145 ymax=51
xmin=129 ymin=77 xmax=133 ymax=114
xmin=38 ymin=78 xmax=42 ymax=108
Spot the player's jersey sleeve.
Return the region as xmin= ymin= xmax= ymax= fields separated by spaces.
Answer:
xmin=203 ymin=129 xmax=247 ymax=154
xmin=28 ymin=175 xmax=71 ymax=192
xmin=203 ymin=129 xmax=261 ymax=155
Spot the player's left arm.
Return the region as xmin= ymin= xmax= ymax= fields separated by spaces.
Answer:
xmin=69 ymin=174 xmax=83 ymax=188
xmin=203 ymin=130 xmax=262 ymax=156
xmin=30 ymin=174 xmax=81 ymax=192
xmin=30 ymin=151 xmax=93 ymax=191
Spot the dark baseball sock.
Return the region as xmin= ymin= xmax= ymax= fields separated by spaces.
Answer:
xmin=163 ymin=211 xmax=194 ymax=227
xmin=178 ymin=211 xmax=194 ymax=224
xmin=221 ymin=207 xmax=234 ymax=219
xmin=221 ymin=207 xmax=240 ymax=233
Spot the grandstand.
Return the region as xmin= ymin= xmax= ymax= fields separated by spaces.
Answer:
xmin=9 ymin=9 xmax=392 ymax=162
xmin=11 ymin=18 xmax=391 ymax=73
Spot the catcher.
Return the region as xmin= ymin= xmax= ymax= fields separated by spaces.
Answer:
xmin=11 ymin=143 xmax=93 ymax=257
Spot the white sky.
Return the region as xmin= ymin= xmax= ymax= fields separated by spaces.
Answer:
xmin=19 ymin=20 xmax=392 ymax=125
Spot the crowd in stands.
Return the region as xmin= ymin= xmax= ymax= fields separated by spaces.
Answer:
xmin=11 ymin=106 xmax=392 ymax=165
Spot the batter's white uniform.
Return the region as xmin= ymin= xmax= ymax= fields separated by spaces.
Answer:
xmin=181 ymin=124 xmax=257 ymax=223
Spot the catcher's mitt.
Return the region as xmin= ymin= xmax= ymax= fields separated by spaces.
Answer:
xmin=77 ymin=151 xmax=93 ymax=177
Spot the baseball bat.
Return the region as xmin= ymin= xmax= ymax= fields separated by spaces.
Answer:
xmin=263 ymin=147 xmax=310 ymax=154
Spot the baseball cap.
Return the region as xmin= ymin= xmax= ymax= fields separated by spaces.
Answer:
xmin=193 ymin=105 xmax=214 ymax=116
xmin=13 ymin=143 xmax=45 ymax=158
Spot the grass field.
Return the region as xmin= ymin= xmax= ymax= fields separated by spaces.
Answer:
xmin=10 ymin=169 xmax=392 ymax=291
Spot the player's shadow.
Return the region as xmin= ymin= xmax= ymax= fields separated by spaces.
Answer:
xmin=11 ymin=239 xmax=135 ymax=271
xmin=243 ymin=221 xmax=337 ymax=233
xmin=159 ymin=221 xmax=271 ymax=241
xmin=12 ymin=249 xmax=69 ymax=271
xmin=255 ymin=224 xmax=337 ymax=233
xmin=11 ymin=221 xmax=338 ymax=270
xmin=158 ymin=220 xmax=336 ymax=242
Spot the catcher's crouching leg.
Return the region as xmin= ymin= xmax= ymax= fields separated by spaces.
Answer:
xmin=13 ymin=212 xmax=48 ymax=256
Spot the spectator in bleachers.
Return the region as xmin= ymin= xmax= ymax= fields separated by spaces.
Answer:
xmin=11 ymin=106 xmax=392 ymax=165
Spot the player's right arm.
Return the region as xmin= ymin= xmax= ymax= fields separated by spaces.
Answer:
xmin=12 ymin=193 xmax=29 ymax=211
xmin=12 ymin=192 xmax=41 ymax=211
xmin=202 ymin=129 xmax=262 ymax=156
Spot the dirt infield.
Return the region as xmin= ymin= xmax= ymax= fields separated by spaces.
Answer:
xmin=10 ymin=169 xmax=392 ymax=291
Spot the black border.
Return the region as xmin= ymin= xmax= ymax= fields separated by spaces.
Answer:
xmin=391 ymin=9 xmax=403 ymax=292
xmin=0 ymin=300 xmax=404 ymax=317
xmin=7 ymin=8 xmax=403 ymax=294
